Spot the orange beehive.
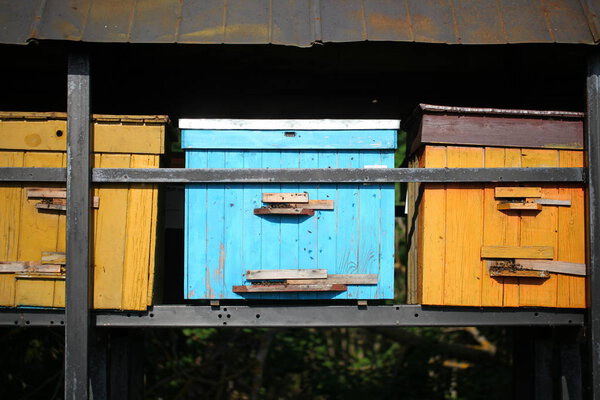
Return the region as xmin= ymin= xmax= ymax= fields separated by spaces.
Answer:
xmin=406 ymin=104 xmax=585 ymax=308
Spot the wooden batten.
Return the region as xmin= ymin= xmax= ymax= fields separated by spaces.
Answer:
xmin=254 ymin=207 xmax=315 ymax=216
xmin=233 ymin=284 xmax=347 ymax=293
xmin=262 ymin=193 xmax=308 ymax=203
xmin=497 ymin=202 xmax=542 ymax=211
xmin=495 ymin=187 xmax=542 ymax=198
xmin=246 ymin=269 xmax=327 ymax=280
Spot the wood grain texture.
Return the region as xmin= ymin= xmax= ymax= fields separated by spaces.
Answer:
xmin=233 ymin=284 xmax=347 ymax=293
xmin=262 ymin=192 xmax=308 ymax=203
xmin=247 ymin=269 xmax=327 ymax=280
xmin=495 ymin=187 xmax=542 ymax=198
xmin=42 ymin=252 xmax=66 ymax=265
xmin=557 ymin=150 xmax=586 ymax=308
xmin=481 ymin=148 xmax=507 ymax=306
xmin=497 ymin=202 xmax=542 ymax=211
xmin=420 ymin=146 xmax=446 ymax=305
xmin=519 ymin=149 xmax=559 ymax=307
xmin=288 ymin=200 xmax=334 ymax=209
xmin=443 ymin=146 xmax=483 ymax=306
xmin=481 ymin=246 xmax=554 ymax=259
xmin=254 ymin=207 xmax=315 ymax=215
xmin=287 ymin=274 xmax=378 ymax=285
xmin=514 ymin=260 xmax=586 ymax=276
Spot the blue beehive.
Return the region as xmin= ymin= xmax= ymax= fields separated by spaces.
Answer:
xmin=181 ymin=119 xmax=399 ymax=300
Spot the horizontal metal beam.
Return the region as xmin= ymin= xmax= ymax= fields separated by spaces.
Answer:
xmin=0 ymin=305 xmax=584 ymax=327
xmin=0 ymin=167 xmax=586 ymax=183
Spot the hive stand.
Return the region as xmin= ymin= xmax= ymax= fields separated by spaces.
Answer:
xmin=0 ymin=51 xmax=597 ymax=399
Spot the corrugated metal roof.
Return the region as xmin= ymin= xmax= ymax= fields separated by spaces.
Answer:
xmin=0 ymin=0 xmax=598 ymax=46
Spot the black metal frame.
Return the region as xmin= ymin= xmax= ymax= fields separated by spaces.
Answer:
xmin=0 ymin=50 xmax=596 ymax=399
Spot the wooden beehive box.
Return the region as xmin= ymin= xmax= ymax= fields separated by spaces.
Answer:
xmin=406 ymin=104 xmax=585 ymax=308
xmin=0 ymin=112 xmax=166 ymax=310
xmin=181 ymin=119 xmax=399 ymax=300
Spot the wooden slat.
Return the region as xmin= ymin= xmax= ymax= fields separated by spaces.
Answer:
xmin=0 ymin=262 xmax=62 ymax=273
xmin=481 ymin=148 xmax=507 ymax=306
xmin=233 ymin=284 xmax=347 ymax=293
xmin=514 ymin=259 xmax=586 ymax=276
xmin=42 ymin=252 xmax=66 ymax=265
xmin=121 ymin=155 xmax=154 ymax=310
xmin=288 ymin=200 xmax=334 ymax=210
xmin=501 ymin=148 xmax=522 ymax=307
xmin=519 ymin=149 xmax=559 ymax=307
xmin=497 ymin=202 xmax=542 ymax=211
xmin=26 ymin=188 xmax=67 ymax=198
xmin=495 ymin=187 xmax=542 ymax=198
xmin=262 ymin=192 xmax=308 ymax=203
xmin=33 ymin=196 xmax=99 ymax=210
xmin=444 ymin=146 xmax=484 ymax=306
xmin=489 ymin=269 xmax=550 ymax=278
xmin=246 ymin=269 xmax=327 ymax=280
xmin=533 ymin=198 xmax=572 ymax=206
xmin=556 ymin=150 xmax=586 ymax=308
xmin=286 ymin=274 xmax=378 ymax=285
xmin=481 ymin=246 xmax=554 ymax=259
xmin=254 ymin=207 xmax=314 ymax=215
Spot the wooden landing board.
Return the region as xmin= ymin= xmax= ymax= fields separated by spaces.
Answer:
xmin=481 ymin=246 xmax=554 ymax=259
xmin=262 ymin=193 xmax=308 ymax=203
xmin=497 ymin=202 xmax=542 ymax=211
xmin=246 ymin=269 xmax=327 ymax=280
xmin=533 ymin=199 xmax=572 ymax=206
xmin=254 ymin=207 xmax=314 ymax=216
xmin=0 ymin=262 xmax=62 ymax=273
xmin=286 ymin=274 xmax=378 ymax=285
xmin=489 ymin=269 xmax=549 ymax=278
xmin=495 ymin=187 xmax=542 ymax=198
xmin=26 ymin=188 xmax=67 ymax=198
xmin=41 ymin=252 xmax=66 ymax=265
xmin=515 ymin=259 xmax=586 ymax=276
xmin=233 ymin=284 xmax=347 ymax=293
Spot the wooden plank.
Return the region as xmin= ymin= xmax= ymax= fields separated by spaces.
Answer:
xmin=146 ymin=155 xmax=160 ymax=306
xmin=121 ymin=155 xmax=154 ymax=310
xmin=514 ymin=260 xmax=586 ymax=276
xmin=533 ymin=198 xmax=571 ymax=206
xmin=495 ymin=187 xmax=542 ymax=198
xmin=489 ymin=269 xmax=550 ymax=278
xmin=26 ymin=188 xmax=67 ymax=198
xmin=0 ymin=262 xmax=62 ymax=273
xmin=416 ymin=114 xmax=583 ymax=152
xmin=286 ymin=274 xmax=378 ymax=285
xmin=233 ymin=284 xmax=347 ymax=293
xmin=497 ymin=202 xmax=543 ymax=211
xmin=0 ymin=274 xmax=15 ymax=306
xmin=501 ymin=148 xmax=522 ymax=307
xmin=481 ymin=246 xmax=554 ymax=259
xmin=378 ymin=151 xmax=396 ymax=299
xmin=519 ymin=149 xmax=559 ymax=307
xmin=557 ymin=150 xmax=586 ymax=308
xmin=481 ymin=148 xmax=507 ymax=307
xmin=246 ymin=269 xmax=327 ymax=280
xmin=93 ymin=153 xmax=130 ymax=309
xmin=18 ymin=153 xmax=63 ymax=262
xmin=288 ymin=200 xmax=334 ymax=209
xmin=42 ymin=251 xmax=66 ymax=265
xmin=420 ymin=146 xmax=446 ymax=305
xmin=254 ymin=207 xmax=315 ymax=215
xmin=444 ymin=146 xmax=484 ymax=306
xmin=316 ymin=151 xmax=337 ymax=300
xmin=262 ymin=192 xmax=308 ymax=203
xmin=224 ymin=151 xmax=244 ymax=300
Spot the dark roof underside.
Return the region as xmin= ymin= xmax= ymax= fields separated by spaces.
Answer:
xmin=1 ymin=0 xmax=599 ymax=46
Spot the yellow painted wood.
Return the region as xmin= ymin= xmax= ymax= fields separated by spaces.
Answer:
xmin=501 ymin=149 xmax=522 ymax=307
xmin=15 ymin=275 xmax=60 ymax=307
xmin=0 ymin=274 xmax=15 ymax=306
xmin=121 ymin=155 xmax=155 ymax=310
xmin=17 ymin=153 xmax=62 ymax=261
xmin=444 ymin=147 xmax=484 ymax=306
xmin=420 ymin=146 xmax=447 ymax=305
xmin=495 ymin=187 xmax=542 ymax=198
xmin=557 ymin=151 xmax=586 ymax=308
xmin=92 ymin=153 xmax=131 ymax=309
xmin=53 ymin=279 xmax=65 ymax=308
xmin=481 ymin=246 xmax=554 ymax=259
xmin=146 ymin=155 xmax=160 ymax=306
xmin=0 ymin=151 xmax=24 ymax=262
xmin=481 ymin=148 xmax=506 ymax=306
xmin=519 ymin=149 xmax=559 ymax=307
xmin=0 ymin=117 xmax=164 ymax=154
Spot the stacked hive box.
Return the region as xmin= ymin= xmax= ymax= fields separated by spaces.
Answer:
xmin=0 ymin=112 xmax=166 ymax=310
xmin=406 ymin=104 xmax=585 ymax=308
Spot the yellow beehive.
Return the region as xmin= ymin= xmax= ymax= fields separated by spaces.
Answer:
xmin=0 ymin=112 xmax=167 ymax=310
xmin=406 ymin=105 xmax=585 ymax=308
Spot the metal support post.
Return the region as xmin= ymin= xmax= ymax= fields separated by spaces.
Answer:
xmin=65 ymin=52 xmax=92 ymax=400
xmin=587 ymin=50 xmax=600 ymax=400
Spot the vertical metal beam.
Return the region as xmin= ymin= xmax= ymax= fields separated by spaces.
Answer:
xmin=587 ymin=50 xmax=600 ymax=400
xmin=65 ymin=52 xmax=92 ymax=400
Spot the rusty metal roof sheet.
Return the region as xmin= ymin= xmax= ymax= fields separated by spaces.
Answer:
xmin=1 ymin=0 xmax=598 ymax=46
